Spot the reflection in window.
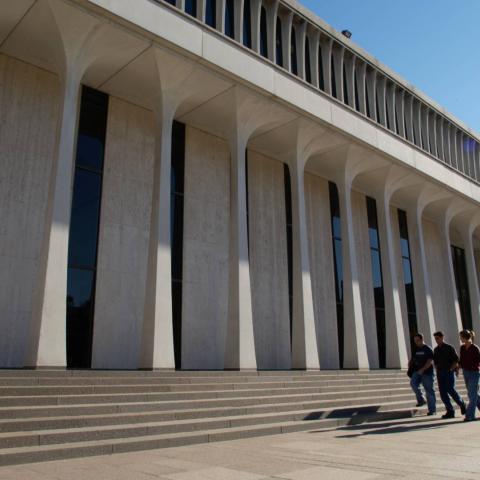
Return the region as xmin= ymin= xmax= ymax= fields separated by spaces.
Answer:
xmin=260 ymin=6 xmax=268 ymax=58
xmin=397 ymin=210 xmax=418 ymax=354
xmin=243 ymin=0 xmax=252 ymax=48
xmin=171 ymin=121 xmax=186 ymax=370
xmin=225 ymin=0 xmax=235 ymax=38
xmin=185 ymin=0 xmax=196 ymax=17
xmin=451 ymin=245 xmax=473 ymax=330
xmin=329 ymin=182 xmax=344 ymax=368
xmin=276 ymin=17 xmax=283 ymax=67
xmin=284 ymin=165 xmax=293 ymax=344
xmin=67 ymin=86 xmax=109 ymax=369
xmin=205 ymin=0 xmax=216 ymax=28
xmin=366 ymin=197 xmax=386 ymax=368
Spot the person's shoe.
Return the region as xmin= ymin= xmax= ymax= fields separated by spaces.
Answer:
xmin=441 ymin=411 xmax=455 ymax=419
xmin=427 ymin=411 xmax=436 ymax=416
xmin=460 ymin=403 xmax=467 ymax=415
xmin=416 ymin=400 xmax=426 ymax=407
xmin=464 ymin=417 xmax=475 ymax=422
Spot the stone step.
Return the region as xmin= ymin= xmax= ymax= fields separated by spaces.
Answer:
xmin=0 ymin=369 xmax=405 ymax=378
xmin=0 ymin=403 xmax=426 ymax=466
xmin=0 ymin=385 xmax=465 ymax=418
xmin=0 ymin=378 xmax=410 ymax=396
xmin=0 ymin=383 xmax=417 ymax=407
xmin=0 ymin=389 xmax=435 ymax=433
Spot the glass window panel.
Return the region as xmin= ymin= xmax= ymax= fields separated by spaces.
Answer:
xmin=291 ymin=26 xmax=298 ymax=76
xmin=66 ymin=268 xmax=95 ymax=368
xmin=243 ymin=0 xmax=252 ymax=48
xmin=276 ymin=17 xmax=283 ymax=67
xmin=225 ymin=0 xmax=234 ymax=38
xmin=205 ymin=0 xmax=216 ymax=28
xmin=332 ymin=216 xmax=341 ymax=239
xmin=402 ymin=258 xmax=412 ymax=285
xmin=368 ymin=228 xmax=379 ymax=249
xmin=400 ymin=238 xmax=410 ymax=259
xmin=185 ymin=0 xmax=196 ymax=16
xmin=260 ymin=7 xmax=268 ymax=58
xmin=375 ymin=308 xmax=386 ymax=368
xmin=334 ymin=239 xmax=343 ymax=302
xmin=68 ymin=170 xmax=102 ymax=268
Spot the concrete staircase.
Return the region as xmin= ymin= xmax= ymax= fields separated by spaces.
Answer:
xmin=0 ymin=369 xmax=465 ymax=466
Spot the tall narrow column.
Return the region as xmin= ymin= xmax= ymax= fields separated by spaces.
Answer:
xmin=140 ymin=106 xmax=176 ymax=369
xmin=336 ymin=177 xmax=370 ymax=369
xmin=290 ymin=161 xmax=320 ymax=370
xmin=27 ymin=72 xmax=81 ymax=367
xmin=376 ymin=194 xmax=409 ymax=368
xmin=441 ymin=217 xmax=463 ymax=337
xmin=225 ymin=130 xmax=257 ymax=370
xmin=462 ymin=227 xmax=480 ymax=332
xmin=406 ymin=207 xmax=436 ymax=342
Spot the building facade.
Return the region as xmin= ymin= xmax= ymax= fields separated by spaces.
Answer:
xmin=1 ymin=0 xmax=480 ymax=371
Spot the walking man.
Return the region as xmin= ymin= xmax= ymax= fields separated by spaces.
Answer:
xmin=433 ymin=331 xmax=466 ymax=419
xmin=409 ymin=333 xmax=436 ymax=415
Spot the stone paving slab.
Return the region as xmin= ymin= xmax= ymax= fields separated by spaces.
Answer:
xmin=0 ymin=415 xmax=479 ymax=479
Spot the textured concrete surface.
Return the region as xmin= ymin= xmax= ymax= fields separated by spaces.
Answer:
xmin=182 ymin=126 xmax=230 ymax=370
xmin=1 ymin=415 xmax=479 ymax=479
xmin=92 ymin=97 xmax=155 ymax=369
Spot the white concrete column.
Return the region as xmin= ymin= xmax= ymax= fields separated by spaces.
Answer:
xmin=404 ymin=95 xmax=414 ymax=143
xmin=308 ymin=28 xmax=320 ymax=89
xmin=336 ymin=176 xmax=370 ymax=369
xmin=440 ymin=215 xmax=463 ymax=336
xmin=355 ymin=61 xmax=367 ymax=115
xmin=395 ymin=88 xmax=405 ymax=138
xmin=332 ymin=44 xmax=344 ymax=102
xmin=250 ymin=0 xmax=262 ymax=53
xmin=295 ymin=20 xmax=307 ymax=80
xmin=428 ymin=111 xmax=437 ymax=157
xmin=290 ymin=160 xmax=320 ymax=370
xmin=280 ymin=10 xmax=293 ymax=72
xmin=366 ymin=68 xmax=377 ymax=121
xmin=224 ymin=130 xmax=257 ymax=370
xmin=462 ymin=227 xmax=480 ymax=333
xmin=412 ymin=99 xmax=422 ymax=148
xmin=234 ymin=0 xmax=245 ymax=43
xmin=319 ymin=35 xmax=333 ymax=95
xmin=451 ymin=127 xmax=459 ymax=170
xmin=27 ymin=71 xmax=81 ymax=367
xmin=197 ymin=0 xmax=206 ymax=21
xmin=443 ymin=121 xmax=451 ymax=166
xmin=475 ymin=142 xmax=480 ymax=182
xmin=265 ymin=0 xmax=279 ymax=63
xmin=406 ymin=206 xmax=436 ymax=343
xmin=216 ymin=0 xmax=226 ymax=33
xmin=140 ymin=105 xmax=176 ymax=370
xmin=436 ymin=116 xmax=445 ymax=162
xmin=386 ymin=82 xmax=396 ymax=132
xmin=176 ymin=0 xmax=185 ymax=10
xmin=344 ymin=53 xmax=355 ymax=109
xmin=376 ymin=75 xmax=386 ymax=126
xmin=375 ymin=192 xmax=409 ymax=368
xmin=420 ymin=105 xmax=429 ymax=152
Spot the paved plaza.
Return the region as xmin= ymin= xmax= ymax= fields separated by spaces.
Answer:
xmin=0 ymin=416 xmax=479 ymax=479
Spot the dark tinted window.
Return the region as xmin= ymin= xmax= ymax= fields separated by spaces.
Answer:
xmin=451 ymin=245 xmax=473 ymax=330
xmin=305 ymin=37 xmax=312 ymax=83
xmin=260 ymin=7 xmax=268 ymax=58
xmin=185 ymin=0 xmax=196 ymax=16
xmin=243 ymin=0 xmax=252 ymax=48
xmin=329 ymin=182 xmax=344 ymax=367
xmin=225 ymin=0 xmax=234 ymax=38
xmin=284 ymin=164 xmax=293 ymax=341
xmin=291 ymin=26 xmax=298 ymax=76
xmin=276 ymin=17 xmax=283 ymax=67
xmin=366 ymin=196 xmax=386 ymax=368
xmin=205 ymin=0 xmax=216 ymax=28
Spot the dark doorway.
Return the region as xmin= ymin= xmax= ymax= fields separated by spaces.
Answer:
xmin=66 ymin=87 xmax=109 ymax=369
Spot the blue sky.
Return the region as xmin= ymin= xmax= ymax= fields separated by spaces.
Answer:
xmin=300 ymin=0 xmax=480 ymax=134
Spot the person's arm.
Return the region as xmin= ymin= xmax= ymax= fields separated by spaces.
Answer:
xmin=449 ymin=346 xmax=459 ymax=371
xmin=418 ymin=358 xmax=433 ymax=374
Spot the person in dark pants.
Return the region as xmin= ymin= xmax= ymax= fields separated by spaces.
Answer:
xmin=459 ymin=329 xmax=480 ymax=422
xmin=409 ymin=333 xmax=436 ymax=415
xmin=433 ymin=331 xmax=466 ymax=419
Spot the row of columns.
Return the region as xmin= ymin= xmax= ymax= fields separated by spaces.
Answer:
xmin=25 ymin=0 xmax=480 ymax=370
xmin=165 ymin=0 xmax=480 ymax=183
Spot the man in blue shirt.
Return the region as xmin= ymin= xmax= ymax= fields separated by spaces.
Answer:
xmin=409 ymin=333 xmax=436 ymax=415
